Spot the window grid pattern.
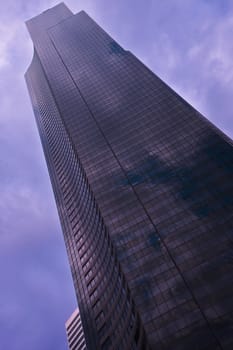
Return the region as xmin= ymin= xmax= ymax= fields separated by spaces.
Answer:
xmin=25 ymin=6 xmax=148 ymax=350
xmin=25 ymin=4 xmax=233 ymax=350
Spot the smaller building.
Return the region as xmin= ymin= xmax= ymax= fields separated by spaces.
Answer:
xmin=65 ymin=308 xmax=87 ymax=350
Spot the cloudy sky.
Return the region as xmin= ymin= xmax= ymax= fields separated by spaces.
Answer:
xmin=0 ymin=0 xmax=233 ymax=349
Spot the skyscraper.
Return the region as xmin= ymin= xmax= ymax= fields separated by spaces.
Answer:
xmin=25 ymin=3 xmax=233 ymax=350
xmin=66 ymin=308 xmax=87 ymax=350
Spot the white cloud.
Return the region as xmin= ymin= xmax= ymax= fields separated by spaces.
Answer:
xmin=207 ymin=17 xmax=233 ymax=84
xmin=0 ymin=22 xmax=18 ymax=68
xmin=0 ymin=181 xmax=59 ymax=250
xmin=187 ymin=15 xmax=233 ymax=85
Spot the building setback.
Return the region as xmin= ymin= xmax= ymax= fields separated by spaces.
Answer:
xmin=66 ymin=308 xmax=87 ymax=350
xmin=25 ymin=3 xmax=233 ymax=350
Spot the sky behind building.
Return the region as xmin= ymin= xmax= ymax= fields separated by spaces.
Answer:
xmin=0 ymin=1 xmax=233 ymax=349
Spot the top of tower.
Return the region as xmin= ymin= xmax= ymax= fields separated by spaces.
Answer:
xmin=25 ymin=2 xmax=73 ymax=41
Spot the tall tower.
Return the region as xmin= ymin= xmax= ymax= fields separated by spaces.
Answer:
xmin=66 ymin=308 xmax=87 ymax=350
xmin=25 ymin=3 xmax=233 ymax=350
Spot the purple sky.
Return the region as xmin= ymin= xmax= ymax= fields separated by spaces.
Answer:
xmin=0 ymin=1 xmax=233 ymax=349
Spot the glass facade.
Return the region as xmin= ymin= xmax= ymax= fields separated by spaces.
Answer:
xmin=25 ymin=3 xmax=233 ymax=350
